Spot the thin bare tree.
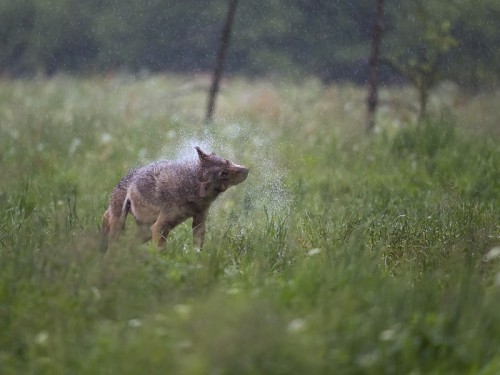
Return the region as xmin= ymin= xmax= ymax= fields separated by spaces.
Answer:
xmin=366 ymin=0 xmax=384 ymax=132
xmin=205 ymin=0 xmax=239 ymax=124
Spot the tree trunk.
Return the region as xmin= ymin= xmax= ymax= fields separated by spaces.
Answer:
xmin=366 ymin=0 xmax=384 ymax=132
xmin=205 ymin=0 xmax=239 ymax=124
xmin=418 ymin=84 xmax=429 ymax=123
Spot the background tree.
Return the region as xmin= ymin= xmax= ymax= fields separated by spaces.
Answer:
xmin=443 ymin=0 xmax=500 ymax=90
xmin=383 ymin=1 xmax=459 ymax=121
xmin=206 ymin=0 xmax=239 ymax=124
xmin=366 ymin=0 xmax=384 ymax=132
xmin=0 ymin=0 xmax=35 ymax=75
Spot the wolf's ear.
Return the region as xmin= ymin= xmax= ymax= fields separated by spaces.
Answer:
xmin=195 ymin=146 xmax=209 ymax=160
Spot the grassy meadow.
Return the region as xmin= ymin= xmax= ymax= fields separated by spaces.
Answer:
xmin=1 ymin=75 xmax=499 ymax=374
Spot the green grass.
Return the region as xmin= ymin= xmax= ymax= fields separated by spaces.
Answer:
xmin=1 ymin=75 xmax=499 ymax=374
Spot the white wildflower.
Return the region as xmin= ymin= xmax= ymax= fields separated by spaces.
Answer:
xmin=287 ymin=318 xmax=306 ymax=333
xmin=68 ymin=138 xmax=81 ymax=156
xmin=35 ymin=331 xmax=49 ymax=345
xmin=90 ymin=286 xmax=101 ymax=301
xmin=167 ymin=129 xmax=176 ymax=139
xmin=307 ymin=248 xmax=322 ymax=256
xmin=485 ymin=247 xmax=500 ymax=262
xmin=379 ymin=328 xmax=397 ymax=342
xmin=128 ymin=319 xmax=142 ymax=328
xmin=357 ymin=351 xmax=378 ymax=368
xmin=494 ymin=273 xmax=500 ymax=287
xmin=173 ymin=304 xmax=192 ymax=319
xmin=176 ymin=340 xmax=193 ymax=349
xmin=100 ymin=133 xmax=113 ymax=145
xmin=226 ymin=287 xmax=241 ymax=295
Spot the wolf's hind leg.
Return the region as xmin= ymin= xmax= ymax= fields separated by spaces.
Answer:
xmin=135 ymin=221 xmax=152 ymax=243
xmin=102 ymin=209 xmax=125 ymax=246
xmin=102 ymin=200 xmax=130 ymax=257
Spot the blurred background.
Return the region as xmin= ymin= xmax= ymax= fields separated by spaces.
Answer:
xmin=1 ymin=0 xmax=499 ymax=88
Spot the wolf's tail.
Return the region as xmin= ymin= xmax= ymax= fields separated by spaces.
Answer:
xmin=101 ymin=173 xmax=135 ymax=252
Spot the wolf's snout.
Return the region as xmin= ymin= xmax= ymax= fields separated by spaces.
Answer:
xmin=234 ymin=165 xmax=249 ymax=184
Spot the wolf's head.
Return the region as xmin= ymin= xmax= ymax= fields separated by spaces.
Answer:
xmin=196 ymin=146 xmax=249 ymax=198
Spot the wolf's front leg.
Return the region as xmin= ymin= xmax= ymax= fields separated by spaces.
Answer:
xmin=152 ymin=212 xmax=185 ymax=248
xmin=192 ymin=210 xmax=208 ymax=251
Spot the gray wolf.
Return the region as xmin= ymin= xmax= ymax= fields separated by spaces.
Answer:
xmin=102 ymin=146 xmax=248 ymax=253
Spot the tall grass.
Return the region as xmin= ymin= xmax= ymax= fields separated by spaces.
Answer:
xmin=1 ymin=75 xmax=499 ymax=374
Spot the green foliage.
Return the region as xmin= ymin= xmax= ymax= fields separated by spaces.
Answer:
xmin=0 ymin=77 xmax=499 ymax=374
xmin=382 ymin=0 xmax=500 ymax=116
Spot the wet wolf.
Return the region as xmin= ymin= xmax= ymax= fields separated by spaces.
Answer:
xmin=102 ymin=146 xmax=249 ymax=253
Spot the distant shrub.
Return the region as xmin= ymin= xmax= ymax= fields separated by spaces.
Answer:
xmin=391 ymin=119 xmax=456 ymax=159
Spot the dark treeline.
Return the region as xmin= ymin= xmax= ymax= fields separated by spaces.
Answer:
xmin=1 ymin=0 xmax=499 ymax=87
